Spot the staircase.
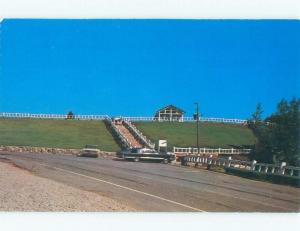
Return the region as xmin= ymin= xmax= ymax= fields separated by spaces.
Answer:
xmin=105 ymin=117 xmax=155 ymax=149
xmin=114 ymin=123 xmax=144 ymax=148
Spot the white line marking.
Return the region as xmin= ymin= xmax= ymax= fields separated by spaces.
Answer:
xmin=37 ymin=163 xmax=205 ymax=212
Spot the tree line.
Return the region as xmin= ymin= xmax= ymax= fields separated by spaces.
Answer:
xmin=248 ymin=98 xmax=299 ymax=166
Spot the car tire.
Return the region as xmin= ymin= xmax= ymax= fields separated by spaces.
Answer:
xmin=133 ymin=157 xmax=140 ymax=162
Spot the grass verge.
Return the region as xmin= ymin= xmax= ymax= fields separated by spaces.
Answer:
xmin=134 ymin=121 xmax=256 ymax=149
xmin=0 ymin=118 xmax=119 ymax=151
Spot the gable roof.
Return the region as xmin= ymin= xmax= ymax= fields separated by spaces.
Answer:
xmin=156 ymin=105 xmax=185 ymax=114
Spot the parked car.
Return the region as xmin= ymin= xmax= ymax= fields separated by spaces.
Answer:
xmin=116 ymin=148 xmax=176 ymax=163
xmin=77 ymin=145 xmax=100 ymax=158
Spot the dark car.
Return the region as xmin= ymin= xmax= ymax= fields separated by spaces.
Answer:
xmin=117 ymin=147 xmax=176 ymax=163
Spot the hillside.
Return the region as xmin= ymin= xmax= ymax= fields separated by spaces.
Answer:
xmin=134 ymin=121 xmax=256 ymax=149
xmin=0 ymin=118 xmax=119 ymax=151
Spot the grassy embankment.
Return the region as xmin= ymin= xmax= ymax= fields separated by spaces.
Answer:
xmin=0 ymin=119 xmax=256 ymax=152
xmin=0 ymin=118 xmax=119 ymax=151
xmin=134 ymin=121 xmax=256 ymax=149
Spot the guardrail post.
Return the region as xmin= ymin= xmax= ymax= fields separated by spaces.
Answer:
xmin=208 ymin=155 xmax=213 ymax=164
xmin=251 ymin=160 xmax=257 ymax=171
xmin=264 ymin=166 xmax=269 ymax=173
xmin=271 ymin=167 xmax=275 ymax=173
xmin=226 ymin=156 xmax=232 ymax=167
xmin=280 ymin=162 xmax=286 ymax=175
xmin=257 ymin=164 xmax=262 ymax=172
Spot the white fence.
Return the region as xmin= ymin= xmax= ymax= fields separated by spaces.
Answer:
xmin=184 ymin=156 xmax=300 ymax=179
xmin=122 ymin=116 xmax=247 ymax=124
xmin=0 ymin=113 xmax=248 ymax=124
xmin=0 ymin=112 xmax=109 ymax=120
xmin=174 ymin=147 xmax=251 ymax=155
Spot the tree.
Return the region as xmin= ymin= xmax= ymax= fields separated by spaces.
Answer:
xmin=266 ymin=98 xmax=300 ymax=164
xmin=251 ymin=102 xmax=263 ymax=123
xmin=249 ymin=98 xmax=300 ymax=166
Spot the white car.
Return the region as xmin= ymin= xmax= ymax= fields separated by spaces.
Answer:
xmin=77 ymin=145 xmax=100 ymax=158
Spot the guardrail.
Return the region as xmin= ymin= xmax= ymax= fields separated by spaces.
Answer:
xmin=183 ymin=155 xmax=300 ymax=179
xmin=104 ymin=118 xmax=131 ymax=148
xmin=174 ymin=147 xmax=251 ymax=155
xmin=123 ymin=120 xmax=155 ymax=149
xmin=0 ymin=112 xmax=109 ymax=120
xmin=122 ymin=116 xmax=248 ymax=124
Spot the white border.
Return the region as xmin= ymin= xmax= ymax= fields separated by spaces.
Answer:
xmin=0 ymin=0 xmax=299 ymax=19
xmin=0 ymin=0 xmax=299 ymax=230
xmin=0 ymin=213 xmax=299 ymax=231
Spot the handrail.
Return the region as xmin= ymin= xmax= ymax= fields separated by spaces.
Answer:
xmin=122 ymin=120 xmax=155 ymax=149
xmin=105 ymin=118 xmax=131 ymax=148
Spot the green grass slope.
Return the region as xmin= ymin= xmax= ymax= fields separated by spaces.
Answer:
xmin=134 ymin=122 xmax=256 ymax=149
xmin=0 ymin=118 xmax=119 ymax=151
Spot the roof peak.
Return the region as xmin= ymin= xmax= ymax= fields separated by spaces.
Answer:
xmin=156 ymin=104 xmax=185 ymax=113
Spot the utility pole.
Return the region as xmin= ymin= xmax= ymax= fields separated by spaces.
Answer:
xmin=194 ymin=103 xmax=199 ymax=154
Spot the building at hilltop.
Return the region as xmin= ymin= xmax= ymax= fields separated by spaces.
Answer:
xmin=154 ymin=105 xmax=185 ymax=122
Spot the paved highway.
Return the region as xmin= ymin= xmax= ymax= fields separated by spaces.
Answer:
xmin=1 ymin=152 xmax=299 ymax=212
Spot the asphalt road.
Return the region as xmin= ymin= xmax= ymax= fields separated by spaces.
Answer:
xmin=1 ymin=152 xmax=299 ymax=212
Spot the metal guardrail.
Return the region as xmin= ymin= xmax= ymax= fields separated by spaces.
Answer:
xmin=174 ymin=147 xmax=251 ymax=155
xmin=123 ymin=120 xmax=155 ymax=149
xmin=105 ymin=118 xmax=131 ymax=148
xmin=0 ymin=112 xmax=109 ymax=120
xmin=184 ymin=155 xmax=300 ymax=179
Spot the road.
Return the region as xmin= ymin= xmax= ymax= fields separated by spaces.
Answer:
xmin=1 ymin=152 xmax=299 ymax=212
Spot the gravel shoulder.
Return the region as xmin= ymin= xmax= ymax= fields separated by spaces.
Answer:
xmin=0 ymin=161 xmax=135 ymax=211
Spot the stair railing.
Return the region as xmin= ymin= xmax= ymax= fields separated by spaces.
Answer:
xmin=122 ymin=119 xmax=155 ymax=149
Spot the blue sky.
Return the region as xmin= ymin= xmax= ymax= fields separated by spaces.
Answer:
xmin=0 ymin=19 xmax=299 ymax=118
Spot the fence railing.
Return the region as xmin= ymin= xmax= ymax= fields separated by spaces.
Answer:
xmin=174 ymin=147 xmax=251 ymax=155
xmin=183 ymin=155 xmax=300 ymax=179
xmin=123 ymin=120 xmax=155 ymax=149
xmin=122 ymin=116 xmax=247 ymax=124
xmin=0 ymin=112 xmax=109 ymax=120
xmin=0 ymin=113 xmax=248 ymax=124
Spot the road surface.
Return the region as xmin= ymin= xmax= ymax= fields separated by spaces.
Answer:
xmin=1 ymin=152 xmax=299 ymax=212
